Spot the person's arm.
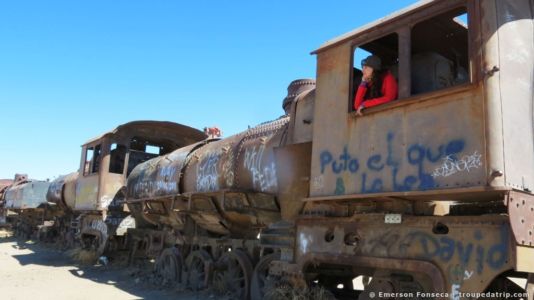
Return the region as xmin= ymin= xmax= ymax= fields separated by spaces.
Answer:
xmin=360 ymin=74 xmax=398 ymax=108
xmin=353 ymin=81 xmax=368 ymax=110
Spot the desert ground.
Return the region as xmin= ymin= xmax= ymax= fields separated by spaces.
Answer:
xmin=0 ymin=229 xmax=211 ymax=300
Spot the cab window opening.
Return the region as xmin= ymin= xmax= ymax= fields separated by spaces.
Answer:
xmin=92 ymin=145 xmax=101 ymax=174
xmin=351 ymin=33 xmax=399 ymax=112
xmin=83 ymin=144 xmax=101 ymax=176
xmin=410 ymin=6 xmax=469 ymax=95
xmin=109 ymin=143 xmax=127 ymax=174
xmin=83 ymin=147 xmax=94 ymax=176
xmin=348 ymin=6 xmax=470 ymax=113
xmin=126 ymin=137 xmax=173 ymax=176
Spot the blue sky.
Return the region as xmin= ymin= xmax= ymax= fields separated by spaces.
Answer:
xmin=0 ymin=0 xmax=418 ymax=180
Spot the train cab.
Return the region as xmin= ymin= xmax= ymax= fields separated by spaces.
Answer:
xmin=293 ymin=0 xmax=534 ymax=297
xmin=309 ymin=0 xmax=534 ymax=202
xmin=74 ymin=121 xmax=207 ymax=211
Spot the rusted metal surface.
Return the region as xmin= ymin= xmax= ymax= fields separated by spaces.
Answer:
xmin=295 ymin=214 xmax=514 ymax=295
xmin=312 ymin=58 xmax=486 ymax=197
xmin=34 ymin=121 xmax=207 ymax=257
xmin=282 ymin=79 xmax=316 ymax=114
xmin=183 ymin=190 xmax=280 ymax=238
xmin=13 ymin=174 xmax=28 ymax=183
xmin=126 ymin=117 xmax=305 ymax=237
xmin=250 ymin=252 xmax=280 ymax=300
xmin=313 ymin=0 xmax=465 ymax=55
xmin=121 ymin=82 xmax=316 ymax=299
xmin=185 ymin=250 xmax=213 ymax=291
xmin=84 ymin=120 xmax=207 ymax=146
xmin=0 ymin=179 xmax=13 ymax=225
xmin=119 ymin=2 xmax=534 ymax=298
xmin=183 ymin=116 xmax=289 ymax=194
xmin=127 ymin=141 xmax=210 ymax=200
xmin=4 ymin=179 xmax=50 ymax=210
xmin=154 ymin=247 xmax=183 ymax=283
xmin=492 ymin=0 xmax=534 ymax=192
xmin=307 ymin=0 xmax=534 ymax=204
xmin=286 ymin=89 xmax=315 ymax=145
xmin=46 ymin=172 xmax=78 ymax=209
xmin=127 ymin=115 xmax=307 ymax=237
xmin=0 ymin=176 xmax=52 ymax=235
xmin=507 ymin=191 xmax=534 ymax=247
xmin=274 ymin=142 xmax=312 ymax=221
xmin=74 ymin=120 xmax=207 ymax=212
xmin=304 ymin=186 xmax=510 ymax=203
xmin=212 ymin=249 xmax=253 ymax=299
xmin=0 ymin=180 xmax=14 ymax=204
xmin=480 ymin=0 xmax=506 ymax=190
xmin=300 ymin=253 xmax=446 ymax=293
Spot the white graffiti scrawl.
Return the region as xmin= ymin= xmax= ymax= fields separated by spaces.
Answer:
xmin=432 ymin=151 xmax=482 ymax=178
xmin=197 ymin=152 xmax=220 ymax=191
xmin=243 ymin=144 xmax=278 ymax=192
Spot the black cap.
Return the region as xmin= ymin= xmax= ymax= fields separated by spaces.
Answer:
xmin=361 ymin=55 xmax=382 ymax=70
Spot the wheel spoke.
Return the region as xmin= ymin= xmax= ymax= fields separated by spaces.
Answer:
xmin=211 ymin=250 xmax=252 ymax=299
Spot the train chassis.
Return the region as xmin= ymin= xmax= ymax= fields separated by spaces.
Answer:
xmin=127 ymin=226 xmax=266 ymax=299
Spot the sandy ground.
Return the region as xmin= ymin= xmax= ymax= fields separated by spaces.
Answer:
xmin=0 ymin=230 xmax=211 ymax=300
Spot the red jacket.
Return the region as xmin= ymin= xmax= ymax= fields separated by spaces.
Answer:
xmin=353 ymin=71 xmax=398 ymax=110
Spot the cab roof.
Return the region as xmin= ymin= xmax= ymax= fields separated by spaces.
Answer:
xmin=83 ymin=120 xmax=207 ymax=146
xmin=312 ymin=0 xmax=434 ymax=55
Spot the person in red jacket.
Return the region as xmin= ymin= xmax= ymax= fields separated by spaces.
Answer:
xmin=354 ymin=55 xmax=398 ymax=115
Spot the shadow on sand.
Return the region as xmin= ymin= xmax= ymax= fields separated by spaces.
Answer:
xmin=1 ymin=235 xmax=210 ymax=300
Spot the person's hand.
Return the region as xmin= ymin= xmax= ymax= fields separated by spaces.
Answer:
xmin=356 ymin=105 xmax=364 ymax=116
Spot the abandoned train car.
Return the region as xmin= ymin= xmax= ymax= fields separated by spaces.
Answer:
xmin=291 ymin=0 xmax=534 ymax=299
xmin=0 ymin=174 xmax=54 ymax=239
xmin=46 ymin=121 xmax=207 ymax=255
xmin=124 ymin=0 xmax=534 ymax=299
xmin=0 ymin=178 xmax=14 ymax=225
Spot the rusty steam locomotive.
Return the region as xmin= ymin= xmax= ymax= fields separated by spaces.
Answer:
xmin=2 ymin=0 xmax=534 ymax=299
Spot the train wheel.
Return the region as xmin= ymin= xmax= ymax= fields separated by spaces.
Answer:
xmin=185 ymin=250 xmax=213 ymax=291
xmin=95 ymin=234 xmax=108 ymax=257
xmin=154 ymin=247 xmax=183 ymax=284
xmin=251 ymin=252 xmax=280 ymax=300
xmin=212 ymin=249 xmax=253 ymax=300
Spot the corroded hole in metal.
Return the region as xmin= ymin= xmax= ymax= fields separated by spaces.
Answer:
xmin=324 ymin=229 xmax=335 ymax=243
xmin=432 ymin=222 xmax=449 ymax=235
xmin=344 ymin=232 xmax=359 ymax=246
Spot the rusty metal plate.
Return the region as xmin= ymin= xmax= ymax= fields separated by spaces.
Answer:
xmin=127 ymin=141 xmax=209 ymax=200
xmin=494 ymin=0 xmax=534 ymax=192
xmin=296 ymin=214 xmax=513 ymax=295
xmin=507 ymin=191 xmax=534 ymax=247
xmin=4 ymin=180 xmax=50 ymax=209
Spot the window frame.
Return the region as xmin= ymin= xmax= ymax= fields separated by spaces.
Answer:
xmin=82 ymin=143 xmax=102 ymax=177
xmin=108 ymin=142 xmax=128 ymax=175
xmin=348 ymin=1 xmax=476 ymax=116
